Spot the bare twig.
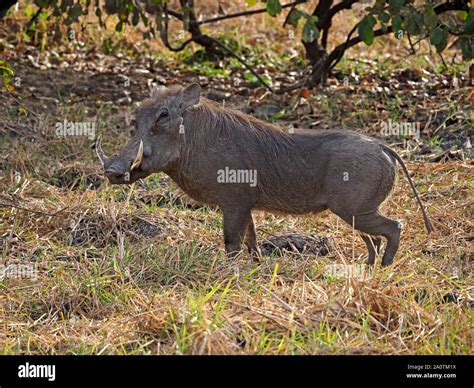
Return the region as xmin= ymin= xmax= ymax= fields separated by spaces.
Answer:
xmin=407 ymin=32 xmax=417 ymax=55
xmin=438 ymin=52 xmax=448 ymax=69
xmin=328 ymin=23 xmax=360 ymax=72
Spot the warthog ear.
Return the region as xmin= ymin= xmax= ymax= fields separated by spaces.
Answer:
xmin=179 ymin=83 xmax=201 ymax=111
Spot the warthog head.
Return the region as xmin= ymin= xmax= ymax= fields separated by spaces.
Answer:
xmin=96 ymin=83 xmax=201 ymax=184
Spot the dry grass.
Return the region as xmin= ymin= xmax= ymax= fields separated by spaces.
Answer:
xmin=1 ymin=152 xmax=472 ymax=354
xmin=0 ymin=0 xmax=472 ymax=356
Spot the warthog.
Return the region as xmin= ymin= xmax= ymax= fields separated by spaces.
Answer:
xmin=97 ymin=83 xmax=433 ymax=266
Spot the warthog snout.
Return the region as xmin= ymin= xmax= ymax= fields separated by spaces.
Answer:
xmin=96 ymin=136 xmax=146 ymax=184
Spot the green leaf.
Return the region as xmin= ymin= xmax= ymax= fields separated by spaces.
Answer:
xmin=464 ymin=10 xmax=474 ymax=34
xmin=404 ymin=10 xmax=422 ymax=36
xmin=302 ymin=18 xmax=319 ymax=43
xmin=132 ymin=7 xmax=140 ymax=26
xmin=287 ymin=8 xmax=302 ymax=28
xmin=115 ymin=21 xmax=124 ymax=32
xmin=388 ymin=0 xmax=405 ymax=14
xmin=246 ymin=0 xmax=257 ymax=6
xmin=155 ymin=13 xmax=162 ymax=30
xmin=379 ymin=11 xmax=390 ymax=23
xmin=392 ymin=14 xmax=403 ymax=38
xmin=24 ymin=5 xmax=36 ymax=17
xmin=0 ymin=64 xmax=14 ymax=77
xmin=430 ymin=26 xmax=448 ymax=52
xmin=460 ymin=36 xmax=474 ymax=60
xmin=266 ymin=0 xmax=282 ymax=17
xmin=423 ymin=7 xmax=438 ymax=30
xmin=68 ymin=3 xmax=82 ymax=21
xmin=358 ymin=15 xmax=377 ymax=46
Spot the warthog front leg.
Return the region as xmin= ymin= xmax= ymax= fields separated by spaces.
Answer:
xmin=222 ymin=207 xmax=253 ymax=258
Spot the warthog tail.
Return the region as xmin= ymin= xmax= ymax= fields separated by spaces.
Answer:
xmin=382 ymin=145 xmax=434 ymax=234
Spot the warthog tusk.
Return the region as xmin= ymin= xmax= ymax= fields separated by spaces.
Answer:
xmin=131 ymin=140 xmax=143 ymax=171
xmin=95 ymin=135 xmax=109 ymax=167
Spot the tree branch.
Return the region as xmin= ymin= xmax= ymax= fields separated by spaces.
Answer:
xmin=198 ymin=0 xmax=307 ymax=26
xmin=160 ymin=5 xmax=193 ymax=52
xmin=322 ymin=0 xmax=358 ymax=24
xmin=326 ymin=1 xmax=470 ymax=72
xmin=165 ymin=0 xmax=308 ymax=26
xmin=165 ymin=8 xmax=184 ymax=21
xmin=328 ymin=25 xmax=391 ymax=72
xmin=320 ymin=0 xmax=357 ymax=48
xmin=178 ymin=0 xmax=221 ymax=53
xmin=432 ymin=0 xmax=469 ymax=13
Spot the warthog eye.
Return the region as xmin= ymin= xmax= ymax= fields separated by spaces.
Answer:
xmin=158 ymin=111 xmax=169 ymax=120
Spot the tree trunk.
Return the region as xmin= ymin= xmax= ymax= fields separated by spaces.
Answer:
xmin=300 ymin=0 xmax=334 ymax=85
xmin=179 ymin=0 xmax=223 ymax=56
